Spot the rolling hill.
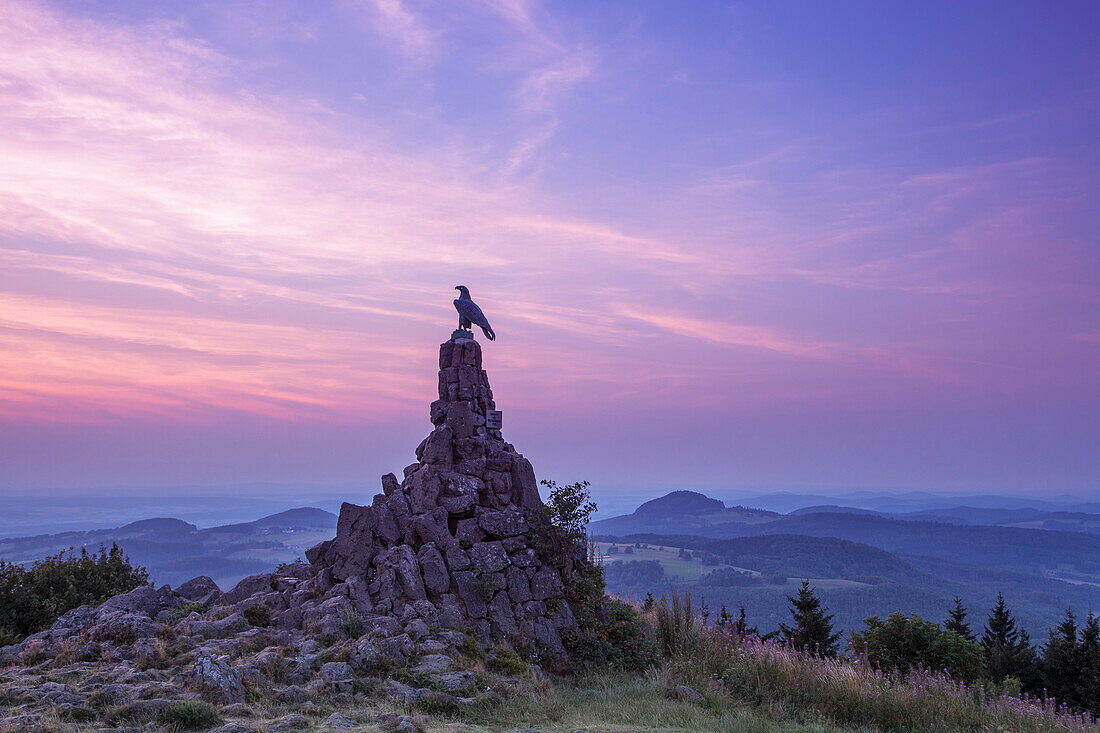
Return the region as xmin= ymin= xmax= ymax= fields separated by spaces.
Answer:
xmin=0 ymin=507 xmax=337 ymax=589
xmin=593 ymin=489 xmax=1100 ymax=636
xmin=591 ymin=490 xmax=779 ymax=535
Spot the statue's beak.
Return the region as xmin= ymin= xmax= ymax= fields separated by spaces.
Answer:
xmin=454 ymin=285 xmax=461 ymax=291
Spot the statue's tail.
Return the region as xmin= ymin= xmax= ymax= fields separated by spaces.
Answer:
xmin=481 ymin=323 xmax=496 ymax=341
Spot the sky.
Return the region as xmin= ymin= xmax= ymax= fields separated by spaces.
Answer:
xmin=0 ymin=0 xmax=1097 ymax=503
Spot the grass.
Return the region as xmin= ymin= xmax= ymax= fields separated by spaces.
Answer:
xmin=711 ymin=633 xmax=1100 ymax=733
xmin=433 ymin=671 xmax=851 ymax=732
xmin=635 ymin=590 xmax=1100 ymax=733
xmin=596 ymin=542 xmax=729 ymax=581
xmin=157 ymin=701 xmax=222 ymax=731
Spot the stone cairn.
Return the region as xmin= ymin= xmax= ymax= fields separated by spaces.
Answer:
xmin=0 ymin=334 xmax=589 ymax=711
xmin=305 ymin=334 xmax=582 ymax=652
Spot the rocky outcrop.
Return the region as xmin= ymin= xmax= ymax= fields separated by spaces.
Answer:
xmin=305 ymin=335 xmax=585 ymax=652
xmin=0 ymin=334 xmax=587 ymax=729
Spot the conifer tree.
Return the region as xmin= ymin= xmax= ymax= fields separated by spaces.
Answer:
xmin=945 ymin=596 xmax=974 ymax=640
xmin=717 ymin=605 xmax=733 ymax=630
xmin=981 ymin=593 xmax=1038 ymax=685
xmin=779 ymin=580 xmax=841 ymax=656
xmin=733 ymin=605 xmax=758 ymax=637
xmin=1078 ymin=613 xmax=1100 ymax=712
xmin=1042 ymin=608 xmax=1082 ymax=710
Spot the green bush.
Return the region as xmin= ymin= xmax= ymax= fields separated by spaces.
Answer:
xmin=242 ymin=604 xmax=272 ymax=628
xmin=567 ymin=597 xmax=658 ymax=675
xmin=167 ymin=602 xmax=205 ymax=624
xmin=487 ymin=646 xmax=528 ymax=675
xmin=0 ymin=543 xmax=149 ymax=641
xmin=850 ymin=612 xmax=985 ymax=683
xmin=157 ymin=700 xmax=222 ymax=730
xmin=532 ymin=479 xmax=597 ymax=568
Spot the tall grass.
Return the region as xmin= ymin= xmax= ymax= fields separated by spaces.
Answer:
xmin=640 ymin=590 xmax=1098 ymax=732
xmin=653 ymin=589 xmax=699 ymax=658
xmin=707 ymin=626 xmax=1098 ymax=732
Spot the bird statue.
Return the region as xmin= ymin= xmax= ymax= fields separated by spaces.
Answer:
xmin=453 ymin=285 xmax=496 ymax=341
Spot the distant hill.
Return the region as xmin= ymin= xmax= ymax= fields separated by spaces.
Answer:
xmin=754 ymin=512 xmax=1100 ymax=577
xmin=591 ymin=490 xmax=778 ymax=535
xmin=597 ymin=532 xmax=1100 ymax=637
xmin=593 ymin=489 xmax=1100 ymax=635
xmin=890 ymin=506 xmax=1100 ymax=533
xmin=250 ymin=507 xmax=336 ymax=528
xmin=595 ymin=490 xmax=1100 ymax=579
xmin=788 ymin=505 xmax=884 ymax=517
xmin=0 ymin=506 xmax=337 ymax=589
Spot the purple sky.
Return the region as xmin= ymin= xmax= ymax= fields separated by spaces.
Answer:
xmin=0 ymin=0 xmax=1097 ymax=501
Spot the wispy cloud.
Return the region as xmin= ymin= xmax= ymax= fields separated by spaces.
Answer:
xmin=355 ymin=0 xmax=438 ymax=64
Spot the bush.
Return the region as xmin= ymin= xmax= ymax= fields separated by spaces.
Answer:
xmin=532 ymin=479 xmax=597 ymax=569
xmin=849 ymin=612 xmax=985 ymax=683
xmin=167 ymin=602 xmax=205 ymax=624
xmin=157 ymin=700 xmax=221 ymax=730
xmin=567 ymin=597 xmax=657 ymax=675
xmin=0 ymin=543 xmax=149 ymax=641
xmin=486 ymin=646 xmax=528 ymax=675
xmin=541 ymin=479 xmax=596 ymax=542
xmin=242 ymin=604 xmax=272 ymax=628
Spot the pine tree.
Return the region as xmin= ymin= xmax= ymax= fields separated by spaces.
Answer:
xmin=1078 ymin=613 xmax=1100 ymax=712
xmin=717 ymin=605 xmax=733 ymax=630
xmin=779 ymin=580 xmax=841 ymax=656
xmin=733 ymin=605 xmax=758 ymax=637
xmin=981 ymin=593 xmax=1038 ymax=686
xmin=1042 ymin=608 xmax=1081 ymax=709
xmin=945 ymin=597 xmax=974 ymax=640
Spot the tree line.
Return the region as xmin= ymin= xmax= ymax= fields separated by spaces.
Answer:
xmin=668 ymin=579 xmax=1100 ymax=715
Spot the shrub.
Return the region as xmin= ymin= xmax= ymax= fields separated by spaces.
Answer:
xmin=167 ymin=602 xmax=204 ymax=624
xmin=567 ymin=597 xmax=657 ymax=675
xmin=242 ymin=604 xmax=272 ymax=628
xmin=707 ymin=628 xmax=1099 ymax=733
xmin=456 ymin=630 xmax=483 ymax=659
xmin=340 ymin=608 xmax=362 ymax=638
xmin=541 ymin=479 xmax=596 ymax=542
xmin=531 ymin=479 xmax=596 ymax=568
xmin=157 ymin=700 xmax=221 ymax=730
xmin=849 ymin=612 xmax=985 ymax=683
xmin=0 ymin=543 xmax=149 ymax=641
xmin=486 ymin=646 xmax=528 ymax=675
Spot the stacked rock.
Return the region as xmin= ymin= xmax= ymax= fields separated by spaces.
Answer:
xmin=305 ymin=335 xmax=582 ymax=653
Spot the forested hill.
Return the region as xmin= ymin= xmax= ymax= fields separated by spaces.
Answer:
xmin=593 ymin=492 xmax=1100 ymax=579
xmin=754 ymin=513 xmax=1100 ymax=576
xmin=592 ymin=490 xmax=778 ymax=535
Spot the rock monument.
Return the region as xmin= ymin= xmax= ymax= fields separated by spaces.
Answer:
xmin=306 ymin=333 xmax=581 ymax=653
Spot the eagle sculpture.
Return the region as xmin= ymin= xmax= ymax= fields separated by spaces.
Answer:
xmin=453 ymin=285 xmax=496 ymax=340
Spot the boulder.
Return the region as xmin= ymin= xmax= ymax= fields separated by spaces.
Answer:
xmin=175 ymin=576 xmax=222 ymax=606
xmin=180 ymin=654 xmax=245 ymax=703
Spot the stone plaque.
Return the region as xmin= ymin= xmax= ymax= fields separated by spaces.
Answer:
xmin=486 ymin=410 xmax=502 ymax=430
